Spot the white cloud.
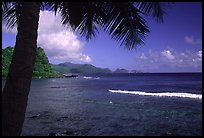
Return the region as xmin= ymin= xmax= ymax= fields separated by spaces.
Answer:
xmin=198 ymin=50 xmax=202 ymax=58
xmin=180 ymin=52 xmax=187 ymax=57
xmin=136 ymin=49 xmax=202 ymax=69
xmin=2 ymin=10 xmax=92 ymax=63
xmin=184 ymin=36 xmax=202 ymax=45
xmin=161 ymin=50 xmax=175 ymax=60
xmin=38 ymin=10 xmax=92 ymax=63
xmin=197 ymin=50 xmax=202 ymax=61
xmin=140 ymin=53 xmax=147 ymax=60
xmin=148 ymin=50 xmax=159 ymax=62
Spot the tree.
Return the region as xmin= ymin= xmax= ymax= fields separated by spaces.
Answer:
xmin=2 ymin=2 xmax=167 ymax=136
xmin=2 ymin=46 xmax=14 ymax=77
xmin=2 ymin=46 xmax=58 ymax=78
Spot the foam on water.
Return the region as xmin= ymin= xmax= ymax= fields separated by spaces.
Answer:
xmin=108 ymin=89 xmax=202 ymax=99
xmin=83 ymin=76 xmax=93 ymax=79
xmin=83 ymin=76 xmax=100 ymax=79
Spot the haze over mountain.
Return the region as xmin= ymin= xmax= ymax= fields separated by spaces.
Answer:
xmin=52 ymin=62 xmax=145 ymax=74
xmin=52 ymin=62 xmax=112 ymax=74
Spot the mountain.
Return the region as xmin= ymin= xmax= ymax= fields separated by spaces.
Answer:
xmin=114 ymin=68 xmax=129 ymax=73
xmin=52 ymin=62 xmax=112 ymax=74
xmin=2 ymin=46 xmax=60 ymax=78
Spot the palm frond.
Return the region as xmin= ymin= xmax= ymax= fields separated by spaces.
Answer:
xmin=101 ymin=2 xmax=150 ymax=49
xmin=2 ymin=2 xmax=8 ymax=11
xmin=2 ymin=2 xmax=22 ymax=28
xmin=59 ymin=2 xmax=103 ymax=40
xmin=75 ymin=3 xmax=105 ymax=40
xmin=44 ymin=2 xmax=62 ymax=15
xmin=135 ymin=2 xmax=166 ymax=23
xmin=59 ymin=2 xmax=84 ymax=29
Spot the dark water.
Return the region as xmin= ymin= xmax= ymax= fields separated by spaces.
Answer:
xmin=2 ymin=73 xmax=202 ymax=136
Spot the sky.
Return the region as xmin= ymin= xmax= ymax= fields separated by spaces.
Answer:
xmin=2 ymin=2 xmax=202 ymax=72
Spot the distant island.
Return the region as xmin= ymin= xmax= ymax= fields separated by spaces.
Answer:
xmin=2 ymin=46 xmax=143 ymax=78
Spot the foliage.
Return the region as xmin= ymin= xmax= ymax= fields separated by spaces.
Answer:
xmin=2 ymin=46 xmax=60 ymax=78
xmin=2 ymin=46 xmax=13 ymax=77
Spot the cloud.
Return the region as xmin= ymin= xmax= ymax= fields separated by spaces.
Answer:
xmin=135 ymin=49 xmax=202 ymax=71
xmin=184 ymin=36 xmax=202 ymax=45
xmin=140 ymin=53 xmax=147 ymax=60
xmin=38 ymin=10 xmax=92 ymax=63
xmin=161 ymin=50 xmax=175 ymax=60
xmin=2 ymin=10 xmax=92 ymax=63
xmin=197 ymin=50 xmax=202 ymax=61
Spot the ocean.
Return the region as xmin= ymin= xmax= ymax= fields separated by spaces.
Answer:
xmin=2 ymin=73 xmax=202 ymax=136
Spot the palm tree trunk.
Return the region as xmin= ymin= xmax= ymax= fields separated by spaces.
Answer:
xmin=2 ymin=2 xmax=40 ymax=136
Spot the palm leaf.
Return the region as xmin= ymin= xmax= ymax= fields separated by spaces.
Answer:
xmin=2 ymin=2 xmax=22 ymax=28
xmin=58 ymin=2 xmax=104 ymax=40
xmin=135 ymin=2 xmax=166 ymax=22
xmin=44 ymin=2 xmax=62 ymax=15
xmin=2 ymin=2 xmax=8 ymax=11
xmin=100 ymin=2 xmax=150 ymax=49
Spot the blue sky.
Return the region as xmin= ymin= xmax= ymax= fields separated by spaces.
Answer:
xmin=2 ymin=2 xmax=202 ymax=72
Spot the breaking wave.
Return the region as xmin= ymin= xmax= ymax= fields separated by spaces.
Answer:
xmin=108 ymin=89 xmax=202 ymax=99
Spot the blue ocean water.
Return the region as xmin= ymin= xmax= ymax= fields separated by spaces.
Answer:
xmin=2 ymin=73 xmax=202 ymax=136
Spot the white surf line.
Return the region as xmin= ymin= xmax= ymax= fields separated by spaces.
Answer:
xmin=83 ymin=76 xmax=93 ymax=79
xmin=83 ymin=76 xmax=100 ymax=79
xmin=108 ymin=89 xmax=202 ymax=99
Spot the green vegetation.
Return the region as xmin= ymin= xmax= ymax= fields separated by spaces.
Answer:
xmin=2 ymin=46 xmax=60 ymax=78
xmin=2 ymin=46 xmax=13 ymax=77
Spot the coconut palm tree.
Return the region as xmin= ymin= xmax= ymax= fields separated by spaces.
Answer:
xmin=2 ymin=2 xmax=167 ymax=136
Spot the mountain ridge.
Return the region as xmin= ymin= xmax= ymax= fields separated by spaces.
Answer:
xmin=52 ymin=62 xmax=112 ymax=74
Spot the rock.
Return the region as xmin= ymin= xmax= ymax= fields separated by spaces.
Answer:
xmin=57 ymin=119 xmax=62 ymax=122
xmin=63 ymin=130 xmax=75 ymax=135
xmin=62 ymin=116 xmax=69 ymax=119
xmin=48 ymin=132 xmax=56 ymax=136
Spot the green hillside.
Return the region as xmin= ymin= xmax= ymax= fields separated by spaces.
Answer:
xmin=2 ymin=46 xmax=60 ymax=78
